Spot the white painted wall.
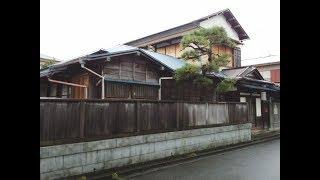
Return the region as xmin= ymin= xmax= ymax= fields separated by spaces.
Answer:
xmin=199 ymin=15 xmax=240 ymax=41
xmin=260 ymin=71 xmax=271 ymax=81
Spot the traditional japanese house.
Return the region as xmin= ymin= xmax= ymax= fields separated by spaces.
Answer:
xmin=220 ymin=66 xmax=280 ymax=130
xmin=124 ymin=8 xmax=279 ymax=131
xmin=40 ymin=45 xmax=186 ymax=100
xmin=40 ymin=44 xmax=279 ymax=130
xmin=125 ymin=8 xmax=248 ymax=68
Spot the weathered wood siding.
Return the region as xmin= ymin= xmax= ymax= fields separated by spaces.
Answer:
xmin=161 ymin=79 xmax=217 ymax=101
xmin=103 ymin=55 xmax=160 ymax=83
xmin=132 ymin=85 xmax=158 ymax=99
xmin=102 ymin=55 xmax=161 ymax=100
xmin=138 ymin=102 xmax=177 ymax=131
xmin=40 ymin=99 xmax=248 ymax=146
xmin=233 ymin=47 xmax=241 ymax=67
xmin=40 ymin=101 xmax=81 ymax=141
xmin=247 ymin=97 xmax=256 ymax=123
xmin=84 ymin=102 xmax=136 ymax=137
xmin=105 ymin=82 xmax=159 ymax=100
xmin=71 ymin=73 xmax=90 ymax=99
xmin=156 ymin=44 xmax=234 ymax=67
xmin=105 ymin=82 xmax=131 ymax=98
xmin=40 ymin=82 xmax=49 ymax=97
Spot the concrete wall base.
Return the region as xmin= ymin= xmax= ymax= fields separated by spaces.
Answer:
xmin=40 ymin=123 xmax=252 ymax=180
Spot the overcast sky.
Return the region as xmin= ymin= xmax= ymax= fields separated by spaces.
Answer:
xmin=40 ymin=0 xmax=279 ymax=65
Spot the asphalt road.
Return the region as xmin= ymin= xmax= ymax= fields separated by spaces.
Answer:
xmin=129 ymin=139 xmax=280 ymax=180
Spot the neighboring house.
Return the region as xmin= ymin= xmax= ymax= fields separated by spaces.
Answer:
xmin=219 ymin=66 xmax=280 ymax=130
xmin=254 ymin=61 xmax=280 ymax=85
xmin=125 ymin=8 xmax=249 ymax=68
xmin=161 ymin=65 xmax=280 ymax=130
xmin=40 ymin=53 xmax=60 ymax=69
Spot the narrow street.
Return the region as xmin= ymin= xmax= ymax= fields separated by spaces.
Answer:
xmin=130 ymin=139 xmax=280 ymax=180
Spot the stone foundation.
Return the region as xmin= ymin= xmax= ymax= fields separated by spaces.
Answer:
xmin=40 ymin=123 xmax=252 ymax=179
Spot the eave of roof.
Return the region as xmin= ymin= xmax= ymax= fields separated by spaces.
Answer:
xmin=40 ymin=45 xmax=186 ymax=77
xmin=220 ymin=67 xmax=247 ymax=78
xmin=87 ymin=48 xmax=186 ymax=72
xmin=104 ymin=78 xmax=160 ymax=86
xmin=240 ymin=76 xmax=277 ymax=85
xmin=239 ymin=84 xmax=279 ymax=92
xmin=221 ymin=66 xmax=264 ymax=78
xmin=125 ymin=22 xmax=199 ymax=47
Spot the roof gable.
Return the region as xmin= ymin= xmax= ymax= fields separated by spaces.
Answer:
xmin=221 ymin=66 xmax=265 ymax=81
xmin=89 ymin=49 xmax=108 ymax=55
xmin=125 ymin=9 xmax=249 ymax=47
xmin=221 ymin=67 xmax=247 ymax=78
xmin=243 ymin=69 xmax=264 ymax=80
xmin=199 ymin=14 xmax=239 ymax=41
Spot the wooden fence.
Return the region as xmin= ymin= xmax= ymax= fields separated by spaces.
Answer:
xmin=40 ymin=99 xmax=248 ymax=146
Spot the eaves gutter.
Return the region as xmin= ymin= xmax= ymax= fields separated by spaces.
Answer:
xmin=241 ymin=77 xmax=277 ymax=85
xmin=41 ymin=48 xmax=181 ymax=79
xmin=86 ymin=49 xmax=139 ymax=60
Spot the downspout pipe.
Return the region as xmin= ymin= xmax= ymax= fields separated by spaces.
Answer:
xmin=79 ymin=59 xmax=105 ymax=99
xmin=158 ymin=77 xmax=173 ymax=100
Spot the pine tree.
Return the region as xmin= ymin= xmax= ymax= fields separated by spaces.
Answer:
xmin=174 ymin=26 xmax=237 ymax=92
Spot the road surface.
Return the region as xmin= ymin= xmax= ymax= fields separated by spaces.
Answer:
xmin=129 ymin=139 xmax=280 ymax=180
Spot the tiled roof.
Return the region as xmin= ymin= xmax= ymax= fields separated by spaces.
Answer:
xmin=40 ymin=45 xmax=186 ymax=77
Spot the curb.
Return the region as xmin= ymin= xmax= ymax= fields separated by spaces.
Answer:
xmin=71 ymin=133 xmax=280 ymax=180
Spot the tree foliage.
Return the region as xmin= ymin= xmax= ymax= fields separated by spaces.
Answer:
xmin=174 ymin=64 xmax=213 ymax=87
xmin=175 ymin=26 xmax=237 ymax=92
xmin=41 ymin=59 xmax=57 ymax=70
xmin=216 ymin=78 xmax=237 ymax=93
xmin=180 ymin=26 xmax=236 ymax=74
xmin=174 ymin=64 xmax=200 ymax=82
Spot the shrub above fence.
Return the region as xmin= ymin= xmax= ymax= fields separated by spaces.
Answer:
xmin=40 ymin=99 xmax=248 ymax=146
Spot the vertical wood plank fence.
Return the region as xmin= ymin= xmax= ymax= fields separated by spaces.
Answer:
xmin=40 ymin=99 xmax=248 ymax=146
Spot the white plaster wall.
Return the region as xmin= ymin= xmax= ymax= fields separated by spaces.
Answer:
xmin=199 ymin=15 xmax=240 ymax=41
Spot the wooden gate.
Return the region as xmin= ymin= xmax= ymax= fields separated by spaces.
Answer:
xmin=253 ymin=97 xmax=264 ymax=129
xmin=261 ymin=101 xmax=270 ymax=129
xmin=247 ymin=97 xmax=256 ymax=125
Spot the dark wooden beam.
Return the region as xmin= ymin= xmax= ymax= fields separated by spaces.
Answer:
xmin=171 ymin=37 xmax=182 ymax=44
xmin=155 ymin=41 xmax=171 ymax=49
xmin=233 ymin=24 xmax=241 ymax=28
xmin=227 ymin=17 xmax=236 ymax=22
